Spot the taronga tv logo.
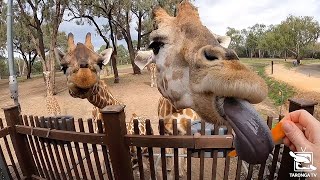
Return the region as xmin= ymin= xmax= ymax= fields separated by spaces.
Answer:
xmin=289 ymin=150 xmax=317 ymax=178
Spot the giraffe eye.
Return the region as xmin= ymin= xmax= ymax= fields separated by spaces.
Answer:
xmin=61 ymin=65 xmax=68 ymax=74
xmin=149 ymin=41 xmax=164 ymax=55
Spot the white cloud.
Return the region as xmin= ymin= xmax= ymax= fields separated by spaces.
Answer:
xmin=194 ymin=0 xmax=320 ymax=35
xmin=59 ymin=0 xmax=320 ymax=49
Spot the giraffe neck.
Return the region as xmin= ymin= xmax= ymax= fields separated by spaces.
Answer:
xmin=158 ymin=96 xmax=198 ymax=120
xmin=45 ymin=74 xmax=53 ymax=96
xmin=87 ymin=80 xmax=121 ymax=109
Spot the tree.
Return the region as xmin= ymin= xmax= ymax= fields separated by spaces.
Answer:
xmin=17 ymin=0 xmax=67 ymax=94
xmin=279 ymin=15 xmax=320 ymax=63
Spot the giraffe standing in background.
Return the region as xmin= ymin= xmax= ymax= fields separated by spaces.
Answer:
xmin=147 ymin=63 xmax=157 ymax=87
xmin=43 ymin=71 xmax=61 ymax=116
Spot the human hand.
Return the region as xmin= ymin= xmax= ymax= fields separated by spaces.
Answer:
xmin=281 ymin=110 xmax=320 ymax=172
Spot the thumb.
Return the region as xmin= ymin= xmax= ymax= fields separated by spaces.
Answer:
xmin=282 ymin=120 xmax=310 ymax=150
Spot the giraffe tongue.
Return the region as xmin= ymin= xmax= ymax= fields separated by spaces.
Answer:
xmin=223 ymin=98 xmax=274 ymax=164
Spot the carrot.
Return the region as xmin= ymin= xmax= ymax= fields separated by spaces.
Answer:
xmin=228 ymin=121 xmax=286 ymax=157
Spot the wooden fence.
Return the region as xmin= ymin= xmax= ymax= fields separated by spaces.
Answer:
xmin=0 ymin=98 xmax=317 ymax=180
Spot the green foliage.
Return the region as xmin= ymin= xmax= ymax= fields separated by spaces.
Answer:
xmin=241 ymin=59 xmax=296 ymax=106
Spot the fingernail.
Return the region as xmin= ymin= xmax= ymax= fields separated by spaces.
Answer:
xmin=282 ymin=121 xmax=292 ymax=133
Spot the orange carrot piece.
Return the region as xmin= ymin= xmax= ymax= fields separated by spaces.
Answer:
xmin=228 ymin=121 xmax=286 ymax=157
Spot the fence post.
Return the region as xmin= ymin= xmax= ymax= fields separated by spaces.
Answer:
xmin=278 ymin=98 xmax=317 ymax=179
xmin=100 ymin=105 xmax=134 ymax=180
xmin=3 ymin=105 xmax=38 ymax=179
xmin=271 ymin=61 xmax=273 ymax=74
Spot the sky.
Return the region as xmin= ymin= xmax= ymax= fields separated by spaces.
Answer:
xmin=59 ymin=0 xmax=320 ymax=50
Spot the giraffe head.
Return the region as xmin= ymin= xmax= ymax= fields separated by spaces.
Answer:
xmin=55 ymin=33 xmax=113 ymax=99
xmin=135 ymin=1 xmax=272 ymax=164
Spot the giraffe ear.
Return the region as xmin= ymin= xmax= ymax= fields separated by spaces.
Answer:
xmin=217 ymin=35 xmax=231 ymax=48
xmin=67 ymin=33 xmax=76 ymax=53
xmin=99 ymin=48 xmax=113 ymax=65
xmin=85 ymin=33 xmax=94 ymax=50
xmin=134 ymin=50 xmax=154 ymax=70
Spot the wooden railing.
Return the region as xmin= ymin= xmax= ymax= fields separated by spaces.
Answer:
xmin=0 ymin=98 xmax=317 ymax=180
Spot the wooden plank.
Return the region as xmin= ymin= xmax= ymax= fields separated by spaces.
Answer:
xmin=173 ymin=119 xmax=179 ymax=180
xmin=0 ymin=126 xmax=11 ymax=138
xmin=211 ymin=124 xmax=219 ymax=180
xmin=97 ymin=121 xmax=113 ymax=180
xmin=48 ymin=118 xmax=67 ymax=180
xmin=0 ymin=119 xmax=18 ymax=180
xmin=186 ymin=120 xmax=192 ymax=180
xmin=78 ymin=119 xmax=95 ymax=180
xmin=146 ymin=119 xmax=156 ymax=180
xmin=71 ymin=119 xmax=88 ymax=180
xmin=0 ymin=119 xmax=13 ymax=180
xmin=40 ymin=117 xmax=60 ymax=179
xmin=36 ymin=117 xmax=56 ymax=180
xmin=125 ymin=135 xmax=234 ymax=148
xmin=30 ymin=116 xmax=50 ymax=179
xmin=54 ymin=118 xmax=73 ymax=180
xmin=15 ymin=125 xmax=107 ymax=145
xmin=88 ymin=119 xmax=104 ymax=180
xmin=223 ymin=125 xmax=232 ymax=180
xmin=235 ymin=157 xmax=242 ymax=180
xmin=31 ymin=174 xmax=47 ymax=180
xmin=246 ymin=164 xmax=254 ymax=180
xmin=199 ymin=120 xmax=205 ymax=180
xmin=3 ymin=106 xmax=38 ymax=178
xmin=133 ymin=119 xmax=145 ymax=180
xmin=61 ymin=118 xmax=81 ymax=180
xmin=159 ymin=119 xmax=167 ymax=180
xmin=23 ymin=115 xmax=44 ymax=178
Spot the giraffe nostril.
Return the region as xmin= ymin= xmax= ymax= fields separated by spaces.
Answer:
xmin=80 ymin=63 xmax=89 ymax=68
xmin=204 ymin=50 xmax=219 ymax=61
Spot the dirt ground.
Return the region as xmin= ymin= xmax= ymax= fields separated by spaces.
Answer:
xmin=266 ymin=63 xmax=320 ymax=119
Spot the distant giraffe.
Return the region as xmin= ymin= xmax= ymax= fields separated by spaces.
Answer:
xmin=43 ymin=71 xmax=61 ymax=116
xmin=147 ymin=63 xmax=157 ymax=87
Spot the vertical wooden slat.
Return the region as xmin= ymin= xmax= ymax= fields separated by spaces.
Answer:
xmin=88 ymin=119 xmax=104 ymax=180
xmin=159 ymin=119 xmax=167 ymax=180
xmin=36 ymin=117 xmax=55 ymax=180
xmin=146 ymin=119 xmax=156 ymax=180
xmin=258 ymin=116 xmax=273 ymax=180
xmin=199 ymin=120 xmax=205 ymax=180
xmin=173 ymin=119 xmax=179 ymax=180
xmin=97 ymin=121 xmax=113 ymax=180
xmin=269 ymin=115 xmax=283 ymax=180
xmin=246 ymin=164 xmax=254 ymax=180
xmin=71 ymin=119 xmax=87 ymax=180
xmin=48 ymin=117 xmax=67 ymax=180
xmin=40 ymin=117 xmax=60 ymax=179
xmin=0 ymin=119 xmax=13 ymax=180
xmin=23 ymin=115 xmax=44 ymax=177
xmin=211 ymin=124 xmax=219 ymax=180
xmin=223 ymin=125 xmax=232 ymax=180
xmin=78 ymin=119 xmax=95 ymax=179
xmin=186 ymin=119 xmax=192 ymax=180
xmin=235 ymin=157 xmax=242 ymax=180
xmin=30 ymin=117 xmax=50 ymax=180
xmin=133 ymin=119 xmax=145 ymax=180
xmin=54 ymin=118 xmax=73 ymax=180
xmin=61 ymin=118 xmax=81 ymax=180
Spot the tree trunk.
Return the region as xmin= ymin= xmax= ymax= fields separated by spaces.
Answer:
xmin=284 ymin=50 xmax=287 ymax=61
xmin=137 ymin=11 xmax=142 ymax=50
xmin=108 ymin=10 xmax=119 ymax=83
xmin=124 ymin=11 xmax=141 ymax=74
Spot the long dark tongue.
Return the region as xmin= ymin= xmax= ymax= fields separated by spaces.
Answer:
xmin=223 ymin=98 xmax=274 ymax=164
